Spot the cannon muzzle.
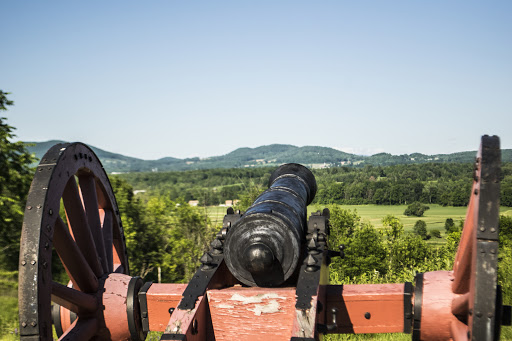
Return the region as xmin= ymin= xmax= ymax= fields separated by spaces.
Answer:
xmin=224 ymin=163 xmax=317 ymax=287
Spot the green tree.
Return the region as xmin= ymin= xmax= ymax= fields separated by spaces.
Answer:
xmin=234 ymin=182 xmax=264 ymax=212
xmin=110 ymin=177 xmax=161 ymax=279
xmin=382 ymin=214 xmax=404 ymax=240
xmin=444 ymin=218 xmax=456 ymax=233
xmin=328 ymin=206 xmax=360 ymax=243
xmin=336 ymin=223 xmax=388 ymax=279
xmin=413 ymin=220 xmax=428 ymax=239
xmin=0 ymin=91 xmax=36 ymax=270
xmin=389 ymin=234 xmax=429 ymax=270
xmin=404 ymin=202 xmax=430 ymax=217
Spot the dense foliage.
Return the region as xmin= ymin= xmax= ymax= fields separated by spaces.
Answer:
xmin=0 ymin=91 xmax=35 ymax=270
xmin=328 ymin=207 xmax=512 ymax=290
xmin=404 ymin=202 xmax=430 ymax=217
xmin=110 ymin=177 xmax=217 ymax=283
xmin=117 ymin=162 xmax=512 ymax=208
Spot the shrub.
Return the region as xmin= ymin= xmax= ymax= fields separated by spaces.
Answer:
xmin=404 ymin=202 xmax=430 ymax=217
xmin=444 ymin=218 xmax=455 ymax=232
xmin=431 ymin=229 xmax=442 ymax=238
xmin=413 ymin=220 xmax=428 ymax=239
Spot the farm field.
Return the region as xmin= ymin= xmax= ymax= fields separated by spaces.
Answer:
xmin=204 ymin=203 xmax=512 ymax=236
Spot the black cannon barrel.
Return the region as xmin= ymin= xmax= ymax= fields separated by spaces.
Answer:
xmin=224 ymin=163 xmax=317 ymax=287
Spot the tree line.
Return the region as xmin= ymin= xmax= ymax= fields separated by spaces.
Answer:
xmin=117 ymin=162 xmax=512 ymax=207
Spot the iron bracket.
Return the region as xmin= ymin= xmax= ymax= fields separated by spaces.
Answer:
xmin=296 ymin=210 xmax=329 ymax=310
xmin=412 ymin=273 xmax=424 ymax=341
xmin=138 ymin=281 xmax=153 ymax=333
xmin=403 ymin=281 xmax=413 ymax=333
xmin=178 ymin=250 xmax=224 ymax=310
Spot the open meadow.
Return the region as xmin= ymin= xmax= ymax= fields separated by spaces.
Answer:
xmin=205 ymin=203 xmax=512 ymax=242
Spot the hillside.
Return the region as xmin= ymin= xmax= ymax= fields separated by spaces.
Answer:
xmin=25 ymin=141 xmax=512 ymax=174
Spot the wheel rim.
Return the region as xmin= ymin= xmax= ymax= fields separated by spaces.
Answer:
xmin=18 ymin=142 xmax=129 ymax=341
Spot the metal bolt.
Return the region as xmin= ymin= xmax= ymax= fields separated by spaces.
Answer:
xmin=21 ymin=261 xmax=26 ymax=266
xmin=169 ymin=308 xmax=175 ymax=315
xmin=481 ymin=249 xmax=486 ymax=253
xmin=36 ymin=205 xmax=42 ymax=209
xmin=49 ymin=209 xmax=53 ymax=215
xmin=476 ymin=311 xmax=482 ymax=317
xmin=488 ymin=312 xmax=494 ymax=318
xmin=31 ymin=322 xmax=37 ymax=327
xmin=468 ymin=309 xmax=473 ymax=315
xmin=491 ymin=249 xmax=496 ymax=254
xmin=491 ymin=227 xmax=496 ymax=233
xmin=192 ymin=320 xmax=198 ymax=335
xmin=44 ymin=242 xmax=49 ymax=249
xmin=364 ymin=312 xmax=371 ymax=319
xmin=43 ymin=261 xmax=47 ymax=269
xmin=31 ymin=260 xmax=36 ymax=265
xmin=474 ymin=189 xmax=479 ymax=195
xmin=27 ymin=206 xmax=32 ymax=210
xmin=21 ymin=322 xmax=27 ymax=328
xmin=46 ymin=225 xmax=51 ymax=232
xmin=480 ymin=227 xmax=485 ymax=232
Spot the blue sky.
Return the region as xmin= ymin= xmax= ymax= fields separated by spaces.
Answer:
xmin=2 ymin=1 xmax=511 ymax=160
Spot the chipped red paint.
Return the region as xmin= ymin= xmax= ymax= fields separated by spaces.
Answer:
xmin=102 ymin=273 xmax=133 ymax=340
xmin=164 ymin=295 xmax=208 ymax=340
xmin=208 ymin=287 xmax=297 ymax=341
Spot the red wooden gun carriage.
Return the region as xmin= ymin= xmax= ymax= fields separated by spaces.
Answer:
xmin=18 ymin=135 xmax=510 ymax=340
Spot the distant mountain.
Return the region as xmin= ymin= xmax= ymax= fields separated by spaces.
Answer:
xmin=25 ymin=141 xmax=512 ymax=174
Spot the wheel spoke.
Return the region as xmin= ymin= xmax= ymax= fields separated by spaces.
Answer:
xmin=452 ymin=186 xmax=477 ymax=294
xmin=54 ymin=217 xmax=99 ymax=293
xmin=114 ymin=264 xmax=125 ymax=273
xmin=452 ymin=292 xmax=470 ymax=319
xmin=59 ymin=318 xmax=98 ymax=341
xmin=63 ymin=177 xmax=104 ymax=277
xmin=51 ymin=281 xmax=98 ymax=314
xmin=450 ymin=318 xmax=469 ymax=341
xmin=78 ymin=174 xmax=109 ymax=273
xmin=113 ymin=238 xmax=127 ymax=274
xmin=101 ymin=209 xmax=114 ymax=273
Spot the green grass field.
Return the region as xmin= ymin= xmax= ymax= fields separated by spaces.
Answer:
xmin=0 ymin=271 xmax=19 ymax=341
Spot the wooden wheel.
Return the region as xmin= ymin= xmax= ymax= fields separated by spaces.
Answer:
xmin=450 ymin=135 xmax=502 ymax=340
xmin=18 ymin=143 xmax=131 ymax=341
xmin=412 ymin=135 xmax=506 ymax=341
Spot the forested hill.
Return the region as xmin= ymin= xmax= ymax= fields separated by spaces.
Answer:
xmin=26 ymin=140 xmax=512 ymax=173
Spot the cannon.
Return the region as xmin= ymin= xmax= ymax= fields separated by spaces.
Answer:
xmin=17 ymin=135 xmax=511 ymax=340
xmin=224 ymin=163 xmax=317 ymax=287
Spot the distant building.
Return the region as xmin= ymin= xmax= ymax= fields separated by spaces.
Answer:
xmin=311 ymin=163 xmax=329 ymax=169
xmin=222 ymin=200 xmax=240 ymax=207
xmin=133 ymin=190 xmax=146 ymax=195
xmin=188 ymin=200 xmax=199 ymax=206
